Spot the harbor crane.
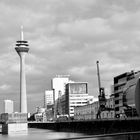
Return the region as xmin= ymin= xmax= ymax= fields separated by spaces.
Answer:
xmin=96 ymin=61 xmax=106 ymax=119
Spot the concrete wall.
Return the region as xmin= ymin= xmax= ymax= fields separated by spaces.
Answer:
xmin=28 ymin=119 xmax=140 ymax=135
xmin=2 ymin=123 xmax=27 ymax=134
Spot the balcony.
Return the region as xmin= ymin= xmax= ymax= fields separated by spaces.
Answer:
xmin=115 ymin=104 xmax=121 ymax=108
xmin=114 ymin=81 xmax=126 ymax=87
xmin=114 ymin=89 xmax=123 ymax=94
xmin=114 ymin=96 xmax=122 ymax=101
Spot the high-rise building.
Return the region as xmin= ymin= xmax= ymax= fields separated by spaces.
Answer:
xmin=56 ymin=82 xmax=94 ymax=117
xmin=15 ymin=26 xmax=29 ymax=113
xmin=65 ymin=82 xmax=89 ymax=117
xmin=44 ymin=90 xmax=54 ymax=109
xmin=4 ymin=100 xmax=14 ymax=113
xmin=51 ymin=75 xmax=71 ymax=119
xmin=51 ymin=75 xmax=70 ymax=101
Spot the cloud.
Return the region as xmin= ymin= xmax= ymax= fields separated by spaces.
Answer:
xmin=57 ymin=18 xmax=113 ymax=41
xmin=0 ymin=84 xmax=10 ymax=90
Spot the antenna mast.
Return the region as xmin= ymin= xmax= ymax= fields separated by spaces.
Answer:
xmin=20 ymin=25 xmax=24 ymax=41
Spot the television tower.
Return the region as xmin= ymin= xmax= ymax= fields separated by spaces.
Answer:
xmin=15 ymin=26 xmax=29 ymax=113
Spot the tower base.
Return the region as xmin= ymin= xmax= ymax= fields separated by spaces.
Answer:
xmin=2 ymin=123 xmax=28 ymax=134
xmin=1 ymin=113 xmax=28 ymax=134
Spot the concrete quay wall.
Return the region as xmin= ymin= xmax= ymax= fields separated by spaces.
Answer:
xmin=2 ymin=123 xmax=28 ymax=134
xmin=0 ymin=113 xmax=28 ymax=134
xmin=28 ymin=119 xmax=140 ymax=135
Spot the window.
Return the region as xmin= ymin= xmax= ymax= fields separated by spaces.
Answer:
xmin=115 ymin=100 xmax=119 ymax=104
xmin=115 ymin=107 xmax=119 ymax=111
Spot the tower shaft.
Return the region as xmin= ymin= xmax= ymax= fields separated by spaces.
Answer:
xmin=15 ymin=47 xmax=29 ymax=113
xmin=20 ymin=52 xmax=27 ymax=113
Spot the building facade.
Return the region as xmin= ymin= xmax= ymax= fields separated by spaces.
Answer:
xmin=74 ymin=97 xmax=115 ymax=120
xmin=35 ymin=107 xmax=46 ymax=122
xmin=4 ymin=100 xmax=14 ymax=113
xmin=44 ymin=90 xmax=54 ymax=109
xmin=66 ymin=82 xmax=90 ymax=117
xmin=51 ymin=75 xmax=70 ymax=101
xmin=56 ymin=82 xmax=94 ymax=117
xmin=113 ymin=71 xmax=140 ymax=118
xmin=74 ymin=101 xmax=99 ymax=120
xmin=51 ymin=75 xmax=75 ymax=119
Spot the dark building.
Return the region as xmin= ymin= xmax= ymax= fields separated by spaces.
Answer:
xmin=114 ymin=71 xmax=140 ymax=118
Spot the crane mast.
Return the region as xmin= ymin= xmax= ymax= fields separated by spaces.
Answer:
xmin=96 ymin=61 xmax=106 ymax=119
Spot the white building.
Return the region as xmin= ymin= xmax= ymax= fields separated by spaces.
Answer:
xmin=51 ymin=75 xmax=70 ymax=100
xmin=35 ymin=107 xmax=46 ymax=122
xmin=57 ymin=82 xmax=94 ymax=117
xmin=44 ymin=90 xmax=54 ymax=108
xmin=4 ymin=100 xmax=14 ymax=113
xmin=69 ymin=93 xmax=94 ymax=117
xmin=52 ymin=75 xmax=71 ymax=119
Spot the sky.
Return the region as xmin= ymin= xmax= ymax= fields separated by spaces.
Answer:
xmin=0 ymin=0 xmax=140 ymax=113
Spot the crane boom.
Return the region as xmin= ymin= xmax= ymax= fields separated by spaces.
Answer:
xmin=96 ymin=61 xmax=101 ymax=96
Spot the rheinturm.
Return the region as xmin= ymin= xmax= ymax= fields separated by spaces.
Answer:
xmin=15 ymin=26 xmax=29 ymax=113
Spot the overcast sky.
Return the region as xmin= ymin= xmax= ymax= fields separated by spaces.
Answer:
xmin=0 ymin=0 xmax=140 ymax=113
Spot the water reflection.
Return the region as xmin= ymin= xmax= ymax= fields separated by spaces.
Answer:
xmin=0 ymin=128 xmax=140 ymax=140
xmin=0 ymin=128 xmax=84 ymax=140
xmin=70 ymin=133 xmax=140 ymax=140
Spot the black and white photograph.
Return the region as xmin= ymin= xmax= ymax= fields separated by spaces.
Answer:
xmin=0 ymin=0 xmax=140 ymax=139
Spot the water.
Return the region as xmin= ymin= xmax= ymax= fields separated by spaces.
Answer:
xmin=0 ymin=128 xmax=84 ymax=140
xmin=0 ymin=128 xmax=140 ymax=140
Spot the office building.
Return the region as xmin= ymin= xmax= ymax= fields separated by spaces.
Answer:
xmin=51 ymin=75 xmax=71 ymax=119
xmin=35 ymin=107 xmax=46 ymax=122
xmin=51 ymin=75 xmax=71 ymax=101
xmin=74 ymin=101 xmax=99 ymax=120
xmin=44 ymin=90 xmax=54 ymax=109
xmin=56 ymin=82 xmax=94 ymax=117
xmin=74 ymin=96 xmax=115 ymax=120
xmin=4 ymin=100 xmax=14 ymax=113
xmin=113 ymin=70 xmax=140 ymax=118
xmin=66 ymin=82 xmax=89 ymax=117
